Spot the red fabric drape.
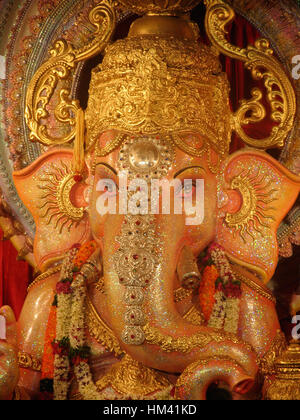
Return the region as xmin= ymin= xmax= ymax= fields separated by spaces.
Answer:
xmin=210 ymin=15 xmax=276 ymax=153
xmin=0 ymin=230 xmax=32 ymax=319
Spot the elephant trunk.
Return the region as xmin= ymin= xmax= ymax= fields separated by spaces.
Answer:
xmin=175 ymin=358 xmax=255 ymax=400
xmin=103 ymin=214 xmax=257 ymax=383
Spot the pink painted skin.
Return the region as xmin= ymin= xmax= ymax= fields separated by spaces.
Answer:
xmin=0 ymin=306 xmax=19 ymax=400
xmin=2 ymin=130 xmax=299 ymax=399
xmin=88 ymin=142 xmax=258 ymax=382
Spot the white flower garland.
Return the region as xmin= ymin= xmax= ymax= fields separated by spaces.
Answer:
xmin=54 ymin=247 xmax=78 ymax=400
xmin=55 ymin=255 xmax=175 ymax=400
xmin=55 ymin=246 xmax=173 ymax=401
xmin=223 ymin=298 xmax=240 ymax=333
xmin=207 ymin=244 xmax=242 ymax=335
xmin=207 ymin=291 xmax=226 ymax=330
xmin=69 ymin=272 xmax=101 ymax=400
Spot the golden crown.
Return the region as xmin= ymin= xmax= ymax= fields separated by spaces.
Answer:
xmin=85 ymin=34 xmax=232 ymax=157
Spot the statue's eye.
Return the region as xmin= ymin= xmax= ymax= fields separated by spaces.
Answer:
xmin=104 ymin=182 xmax=114 ymax=192
xmin=178 ymin=181 xmax=196 ymax=198
xmin=97 ymin=179 xmax=117 ymax=196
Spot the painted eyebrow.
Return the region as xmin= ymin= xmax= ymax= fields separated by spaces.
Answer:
xmin=95 ymin=162 xmax=118 ymax=176
xmin=173 ymin=166 xmax=205 ymax=178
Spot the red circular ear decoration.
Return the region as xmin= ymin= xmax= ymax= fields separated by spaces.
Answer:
xmin=220 ymin=189 xmax=242 ymax=214
xmin=70 ymin=181 xmax=89 ymax=208
xmin=73 ymin=174 xmax=83 ymax=183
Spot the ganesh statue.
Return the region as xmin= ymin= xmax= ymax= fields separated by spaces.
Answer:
xmin=1 ymin=0 xmax=300 ymax=400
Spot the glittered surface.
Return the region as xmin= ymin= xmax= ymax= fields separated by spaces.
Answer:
xmin=216 ymin=151 xmax=300 ymax=282
xmin=89 ymin=137 xmax=258 ymax=376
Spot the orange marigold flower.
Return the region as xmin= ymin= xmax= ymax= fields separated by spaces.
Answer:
xmin=73 ymin=241 xmax=97 ymax=269
xmin=198 ymin=264 xmax=219 ymax=322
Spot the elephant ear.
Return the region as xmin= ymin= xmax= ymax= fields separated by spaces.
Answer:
xmin=13 ymin=149 xmax=90 ymax=271
xmin=216 ymin=150 xmax=300 ymax=283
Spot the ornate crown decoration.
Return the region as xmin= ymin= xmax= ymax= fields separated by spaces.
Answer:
xmin=23 ymin=0 xmax=296 ymax=171
xmin=85 ymin=35 xmax=232 ymax=156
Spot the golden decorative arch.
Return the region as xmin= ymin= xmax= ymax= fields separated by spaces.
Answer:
xmin=25 ymin=0 xmax=117 ymax=147
xmin=204 ymin=0 xmax=296 ymax=150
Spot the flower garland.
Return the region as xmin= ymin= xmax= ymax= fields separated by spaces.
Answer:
xmin=198 ymin=264 xmax=218 ymax=322
xmin=51 ymin=240 xmax=174 ymax=400
xmin=53 ymin=245 xmax=79 ymax=400
xmin=198 ymin=243 xmax=242 ymax=334
xmin=69 ymin=263 xmax=100 ymax=400
xmin=44 ymin=240 xmax=242 ymax=400
xmin=51 ymin=241 xmax=99 ymax=400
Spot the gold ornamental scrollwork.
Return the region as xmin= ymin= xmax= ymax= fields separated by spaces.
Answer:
xmin=224 ymin=167 xmax=278 ymax=241
xmin=143 ymin=323 xmax=246 ymax=353
xmin=266 ymin=340 xmax=300 ymax=400
xmin=96 ymin=354 xmax=171 ymax=397
xmin=37 ymin=161 xmax=85 ymax=232
xmin=25 ymin=0 xmax=116 ymax=147
xmin=86 ymin=293 xmax=124 ymax=357
xmin=85 ymin=36 xmax=232 ymax=153
xmin=118 ymin=0 xmax=202 ymax=15
xmin=18 ymin=351 xmax=42 ymax=372
xmin=258 ymin=330 xmax=287 ymax=377
xmin=204 ymin=0 xmax=296 ymax=150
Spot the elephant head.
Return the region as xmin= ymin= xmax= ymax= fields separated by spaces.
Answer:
xmin=12 ymin=128 xmax=300 ymax=396
xmin=11 ymin=0 xmax=300 ymax=399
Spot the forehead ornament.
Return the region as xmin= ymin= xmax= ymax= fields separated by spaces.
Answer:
xmin=129 ymin=141 xmax=159 ymax=171
xmin=118 ymin=135 xmax=174 ymax=179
